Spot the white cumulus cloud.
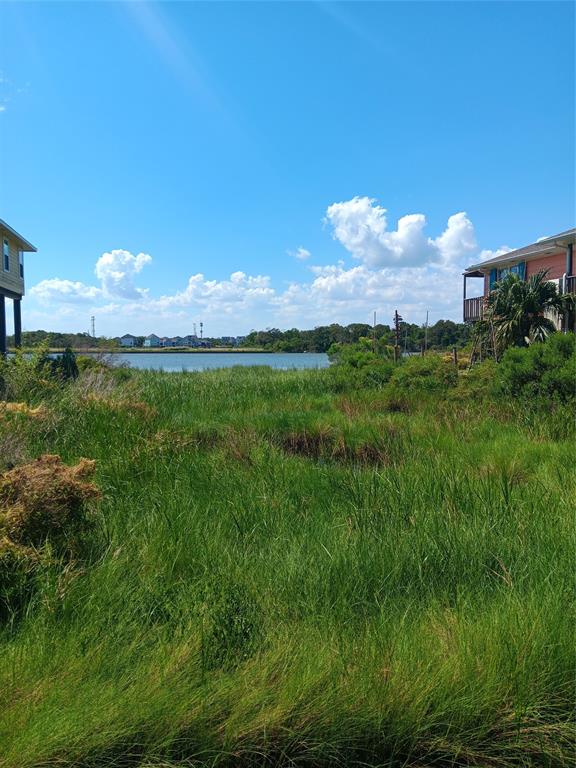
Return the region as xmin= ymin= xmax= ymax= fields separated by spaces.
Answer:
xmin=325 ymin=197 xmax=477 ymax=268
xmin=95 ymin=249 xmax=151 ymax=299
xmin=30 ymin=279 xmax=101 ymax=304
xmin=432 ymin=211 xmax=477 ymax=265
xmin=152 ymin=271 xmax=276 ymax=314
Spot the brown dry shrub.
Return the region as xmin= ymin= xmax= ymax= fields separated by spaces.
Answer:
xmin=0 ymin=455 xmax=101 ymax=552
xmin=279 ymin=429 xmax=391 ymax=466
xmin=0 ymin=402 xmax=46 ymax=418
xmin=373 ymin=393 xmax=412 ymax=414
xmin=279 ymin=428 xmax=332 ymax=460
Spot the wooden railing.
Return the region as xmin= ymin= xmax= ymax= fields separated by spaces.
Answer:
xmin=463 ymin=296 xmax=484 ymax=322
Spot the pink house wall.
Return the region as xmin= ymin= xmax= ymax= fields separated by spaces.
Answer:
xmin=482 ymin=250 xmax=567 ymax=296
xmin=525 ymin=251 xmax=566 ymax=280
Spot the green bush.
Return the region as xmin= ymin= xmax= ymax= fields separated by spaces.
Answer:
xmin=76 ymin=355 xmax=110 ymax=373
xmin=327 ymin=338 xmax=395 ymax=389
xmin=452 ymin=360 xmax=498 ymax=401
xmin=497 ymin=332 xmax=575 ymax=401
xmin=0 ymin=348 xmax=59 ymax=403
xmin=389 ymin=353 xmax=457 ymax=391
xmin=110 ymin=365 xmax=133 ymax=384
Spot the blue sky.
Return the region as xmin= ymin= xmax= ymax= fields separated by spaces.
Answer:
xmin=0 ymin=1 xmax=574 ymax=336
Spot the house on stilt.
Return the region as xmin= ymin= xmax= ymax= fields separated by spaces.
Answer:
xmin=0 ymin=220 xmax=38 ymax=354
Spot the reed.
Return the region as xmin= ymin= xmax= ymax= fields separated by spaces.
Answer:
xmin=0 ymin=362 xmax=573 ymax=767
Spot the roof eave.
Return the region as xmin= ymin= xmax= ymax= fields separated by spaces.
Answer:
xmin=464 ymin=228 xmax=575 ymax=275
xmin=0 ymin=220 xmax=37 ymax=252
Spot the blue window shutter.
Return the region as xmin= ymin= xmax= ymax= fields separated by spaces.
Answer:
xmin=518 ymin=261 xmax=526 ymax=280
xmin=489 ymin=268 xmax=497 ymax=289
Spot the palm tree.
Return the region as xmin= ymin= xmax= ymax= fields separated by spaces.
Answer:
xmin=486 ymin=269 xmax=573 ymax=349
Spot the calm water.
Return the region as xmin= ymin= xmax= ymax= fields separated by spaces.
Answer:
xmin=108 ymin=352 xmax=330 ymax=372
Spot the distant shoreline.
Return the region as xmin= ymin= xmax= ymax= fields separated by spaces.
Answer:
xmin=10 ymin=347 xmax=288 ymax=355
xmin=98 ymin=348 xmax=274 ymax=354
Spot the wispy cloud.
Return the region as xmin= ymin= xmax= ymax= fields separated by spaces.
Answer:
xmin=0 ymin=70 xmax=30 ymax=114
xmin=288 ymin=246 xmax=312 ymax=261
xmin=123 ymin=1 xmax=222 ymax=111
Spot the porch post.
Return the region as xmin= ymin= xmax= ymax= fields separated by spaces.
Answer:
xmin=0 ymin=296 xmax=6 ymax=357
xmin=13 ymin=298 xmax=22 ymax=349
xmin=463 ymin=274 xmax=467 ymax=300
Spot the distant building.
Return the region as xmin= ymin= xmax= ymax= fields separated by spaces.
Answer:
xmin=0 ymin=220 xmax=37 ymax=355
xmin=137 ymin=333 xmax=214 ymax=348
xmin=119 ymin=334 xmax=137 ymax=347
xmin=144 ymin=334 xmax=161 ymax=348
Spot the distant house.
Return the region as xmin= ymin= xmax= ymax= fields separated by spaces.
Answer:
xmin=144 ymin=334 xmax=161 ymax=348
xmin=138 ymin=333 xmax=205 ymax=348
xmin=119 ymin=334 xmax=137 ymax=347
xmin=0 ymin=220 xmax=37 ymax=355
xmin=463 ymin=228 xmax=576 ymax=330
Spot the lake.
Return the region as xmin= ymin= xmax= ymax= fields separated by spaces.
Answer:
xmin=107 ymin=352 xmax=330 ymax=372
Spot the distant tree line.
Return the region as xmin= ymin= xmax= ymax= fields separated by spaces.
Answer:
xmin=10 ymin=320 xmax=472 ymax=353
xmin=240 ymin=320 xmax=471 ymax=353
xmin=6 ymin=331 xmax=116 ymax=349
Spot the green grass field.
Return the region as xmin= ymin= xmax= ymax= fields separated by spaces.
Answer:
xmin=0 ymin=361 xmax=574 ymax=767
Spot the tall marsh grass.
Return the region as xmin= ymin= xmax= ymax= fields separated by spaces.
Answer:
xmin=0 ymin=361 xmax=573 ymax=767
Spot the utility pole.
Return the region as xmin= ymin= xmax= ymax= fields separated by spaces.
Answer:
xmin=199 ymin=322 xmax=203 ymax=339
xmin=91 ymin=316 xmax=95 ymax=338
xmin=424 ymin=310 xmax=429 ymax=353
xmin=393 ymin=310 xmax=403 ymax=363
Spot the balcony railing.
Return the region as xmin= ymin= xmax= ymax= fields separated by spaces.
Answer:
xmin=564 ymin=275 xmax=576 ymax=295
xmin=463 ymin=296 xmax=484 ymax=322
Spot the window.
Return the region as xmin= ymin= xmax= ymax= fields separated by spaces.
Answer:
xmin=498 ymin=261 xmax=526 ymax=281
xmin=18 ymin=250 xmax=24 ymax=279
xmin=3 ymin=239 xmax=9 ymax=272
